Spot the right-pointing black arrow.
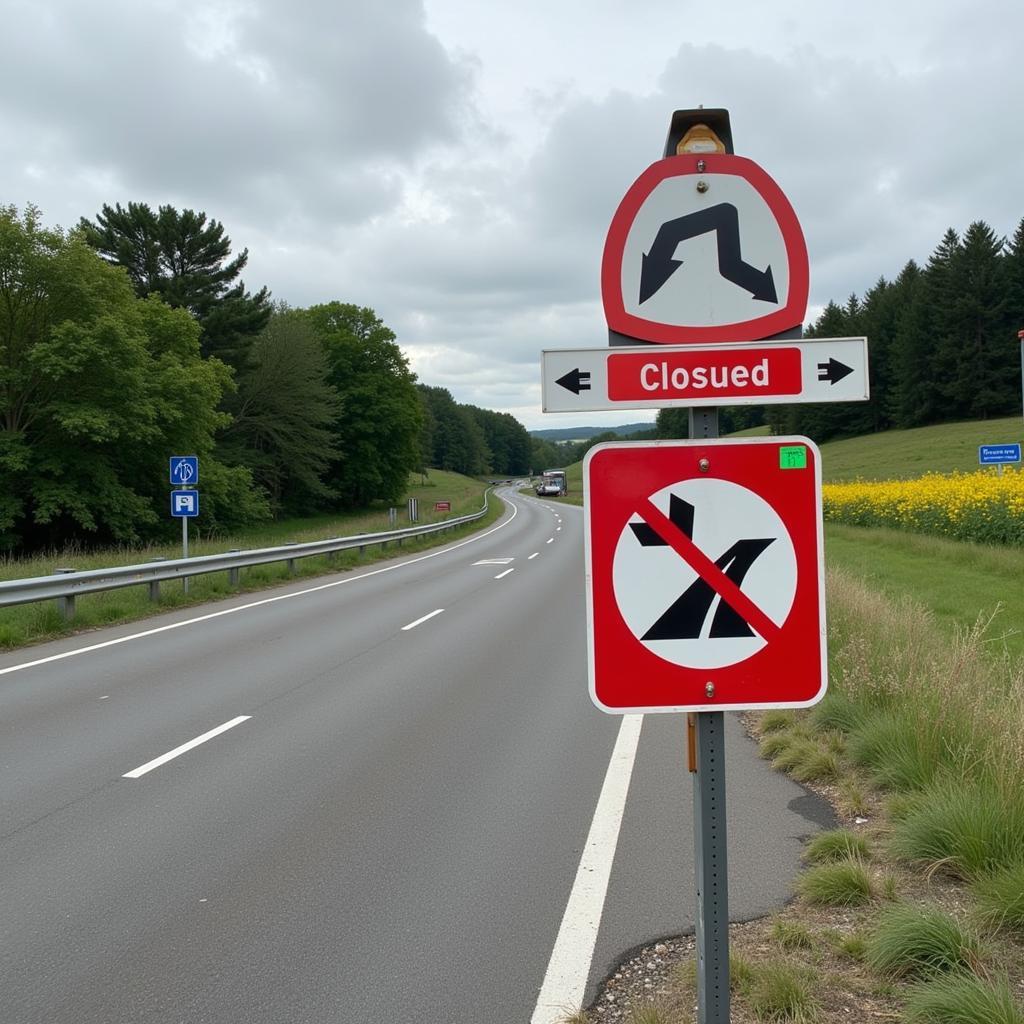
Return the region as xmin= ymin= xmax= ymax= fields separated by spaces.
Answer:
xmin=555 ymin=368 xmax=591 ymax=395
xmin=817 ymin=358 xmax=854 ymax=385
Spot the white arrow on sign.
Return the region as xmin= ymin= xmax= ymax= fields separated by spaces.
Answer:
xmin=541 ymin=337 xmax=869 ymax=413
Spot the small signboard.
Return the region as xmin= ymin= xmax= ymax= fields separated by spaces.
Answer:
xmin=542 ymin=337 xmax=868 ymax=412
xmin=602 ymin=153 xmax=809 ymax=344
xmin=169 ymin=456 xmax=199 ymax=486
xmin=434 ymin=501 xmax=452 ymax=512
xmin=979 ymin=443 xmax=1021 ymax=465
xmin=171 ymin=490 xmax=200 ymax=518
xmin=583 ymin=437 xmax=826 ymax=714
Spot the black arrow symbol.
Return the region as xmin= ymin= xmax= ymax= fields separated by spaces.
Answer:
xmin=639 ymin=202 xmax=777 ymax=305
xmin=817 ymin=358 xmax=854 ymax=385
xmin=555 ymin=368 xmax=591 ymax=395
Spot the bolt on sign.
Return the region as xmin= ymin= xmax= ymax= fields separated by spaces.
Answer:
xmin=583 ymin=437 xmax=826 ymax=714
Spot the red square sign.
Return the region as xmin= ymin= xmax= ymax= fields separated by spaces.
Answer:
xmin=583 ymin=437 xmax=826 ymax=714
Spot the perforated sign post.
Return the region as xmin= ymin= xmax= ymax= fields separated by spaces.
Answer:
xmin=584 ymin=108 xmax=839 ymax=1024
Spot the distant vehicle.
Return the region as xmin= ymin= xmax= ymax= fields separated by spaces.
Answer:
xmin=538 ymin=468 xmax=567 ymax=496
xmin=536 ymin=481 xmax=562 ymax=496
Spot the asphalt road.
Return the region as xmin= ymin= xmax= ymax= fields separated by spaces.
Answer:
xmin=0 ymin=488 xmax=831 ymax=1023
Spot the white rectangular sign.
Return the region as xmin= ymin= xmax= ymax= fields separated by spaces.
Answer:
xmin=541 ymin=337 xmax=869 ymax=413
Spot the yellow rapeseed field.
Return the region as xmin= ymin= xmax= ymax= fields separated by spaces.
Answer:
xmin=822 ymin=468 xmax=1024 ymax=545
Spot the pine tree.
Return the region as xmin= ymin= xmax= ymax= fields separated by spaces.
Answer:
xmin=80 ymin=202 xmax=271 ymax=369
xmin=888 ymin=260 xmax=934 ymax=427
xmin=941 ymin=222 xmax=1010 ymax=417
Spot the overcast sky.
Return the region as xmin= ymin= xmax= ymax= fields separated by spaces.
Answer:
xmin=3 ymin=0 xmax=1022 ymax=430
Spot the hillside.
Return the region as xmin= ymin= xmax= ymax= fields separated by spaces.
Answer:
xmin=541 ymin=417 xmax=1023 ymax=497
xmin=530 ymin=421 xmax=654 ymax=441
xmin=814 ymin=415 xmax=1022 ymax=481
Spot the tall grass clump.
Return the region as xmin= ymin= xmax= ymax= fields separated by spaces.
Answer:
xmin=864 ymin=904 xmax=983 ymax=978
xmin=903 ymin=973 xmax=1024 ymax=1024
xmin=973 ymin=862 xmax=1024 ymax=932
xmin=746 ymin=962 xmax=818 ymax=1022
xmin=889 ymin=780 xmax=1024 ymax=879
xmin=823 ymin=570 xmax=1024 ymax=886
xmin=797 ymin=860 xmax=873 ymax=906
xmin=803 ymin=829 xmax=870 ymax=865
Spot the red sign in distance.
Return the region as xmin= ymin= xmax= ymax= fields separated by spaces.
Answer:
xmin=434 ymin=501 xmax=451 ymax=512
xmin=602 ymin=153 xmax=809 ymax=345
xmin=583 ymin=438 xmax=826 ymax=714
xmin=607 ymin=347 xmax=802 ymax=402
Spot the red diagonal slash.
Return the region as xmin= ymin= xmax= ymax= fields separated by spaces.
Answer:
xmin=639 ymin=497 xmax=783 ymax=642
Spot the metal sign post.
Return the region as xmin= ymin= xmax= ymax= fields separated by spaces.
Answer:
xmin=689 ymin=405 xmax=729 ymax=1023
xmin=181 ymin=514 xmax=189 ymax=593
xmin=170 ymin=461 xmax=200 ymax=596
xmin=576 ymin=108 xmax=839 ymax=1024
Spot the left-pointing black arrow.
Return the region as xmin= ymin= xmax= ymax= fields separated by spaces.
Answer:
xmin=555 ymin=368 xmax=591 ymax=395
xmin=817 ymin=358 xmax=854 ymax=385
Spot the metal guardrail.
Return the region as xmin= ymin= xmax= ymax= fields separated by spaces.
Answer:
xmin=0 ymin=498 xmax=491 ymax=621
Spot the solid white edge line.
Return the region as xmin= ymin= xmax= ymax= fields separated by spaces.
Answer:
xmin=494 ymin=568 xmax=515 ymax=580
xmin=0 ymin=499 xmax=520 ymax=679
xmin=123 ymin=715 xmax=251 ymax=779
xmin=401 ymin=608 xmax=445 ymax=631
xmin=530 ymin=714 xmax=644 ymax=1024
xmin=528 ymin=553 xmax=539 ymax=560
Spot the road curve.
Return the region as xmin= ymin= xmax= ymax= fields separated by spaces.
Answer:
xmin=0 ymin=488 xmax=830 ymax=1023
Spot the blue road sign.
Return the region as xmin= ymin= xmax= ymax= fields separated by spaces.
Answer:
xmin=169 ymin=456 xmax=199 ymax=486
xmin=979 ymin=443 xmax=1021 ymax=465
xmin=171 ymin=490 xmax=200 ymax=518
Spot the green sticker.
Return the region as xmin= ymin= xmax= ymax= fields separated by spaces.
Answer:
xmin=779 ymin=445 xmax=807 ymax=470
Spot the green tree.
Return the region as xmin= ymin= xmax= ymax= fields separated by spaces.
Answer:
xmin=0 ymin=205 xmax=266 ymax=549
xmin=936 ymin=222 xmax=1010 ymax=418
xmin=656 ymin=408 xmax=690 ymax=438
xmin=887 ymin=261 xmax=932 ymax=427
xmin=79 ymin=202 xmax=271 ymax=369
xmin=219 ymin=307 xmax=342 ymax=515
xmin=417 ymin=385 xmax=489 ymax=475
xmin=468 ymin=406 xmax=532 ymax=475
xmin=529 ymin=436 xmax=562 ymax=475
xmin=303 ymin=303 xmax=423 ymax=506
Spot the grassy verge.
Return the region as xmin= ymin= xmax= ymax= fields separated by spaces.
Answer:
xmin=819 ymin=415 xmax=1023 ymax=482
xmin=825 ymin=524 xmax=1024 ymax=663
xmin=567 ymin=562 xmax=1024 ymax=1023
xmin=0 ymin=470 xmax=497 ymax=651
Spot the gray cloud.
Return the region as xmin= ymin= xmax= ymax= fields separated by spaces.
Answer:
xmin=2 ymin=1 xmax=1022 ymax=430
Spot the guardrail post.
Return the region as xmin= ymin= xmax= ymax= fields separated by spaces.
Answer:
xmin=147 ymin=558 xmax=164 ymax=601
xmin=53 ymin=568 xmax=76 ymax=621
xmin=228 ymin=550 xmax=241 ymax=587
xmin=285 ymin=541 xmax=298 ymax=574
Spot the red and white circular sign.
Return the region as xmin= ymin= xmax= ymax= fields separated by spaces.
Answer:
xmin=583 ymin=437 xmax=826 ymax=714
xmin=602 ymin=154 xmax=809 ymax=345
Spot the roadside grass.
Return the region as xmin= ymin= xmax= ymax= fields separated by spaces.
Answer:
xmin=803 ymin=830 xmax=871 ymax=865
xmin=824 ymin=524 xmax=1024 ymax=662
xmin=903 ymin=973 xmax=1024 ymax=1024
xmin=0 ymin=470 xmax=497 ymax=651
xmin=972 ymin=863 xmax=1024 ymax=933
xmin=864 ymin=904 xmax=984 ymax=979
xmin=797 ymin=860 xmax=873 ymax=907
xmin=746 ymin=962 xmax=818 ymax=1022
